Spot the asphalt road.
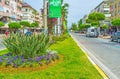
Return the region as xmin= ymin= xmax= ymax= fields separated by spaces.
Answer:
xmin=0 ymin=38 xmax=5 ymax=50
xmin=71 ymin=33 xmax=120 ymax=79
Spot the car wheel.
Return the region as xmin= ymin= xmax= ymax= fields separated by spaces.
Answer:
xmin=110 ymin=38 xmax=113 ymax=42
xmin=118 ymin=39 xmax=120 ymax=43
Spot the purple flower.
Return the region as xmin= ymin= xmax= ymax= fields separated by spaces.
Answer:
xmin=0 ymin=58 xmax=3 ymax=63
xmin=21 ymin=56 xmax=25 ymax=62
xmin=36 ymin=56 xmax=43 ymax=61
xmin=12 ymin=55 xmax=18 ymax=61
xmin=28 ymin=58 xmax=33 ymax=61
xmin=46 ymin=53 xmax=51 ymax=60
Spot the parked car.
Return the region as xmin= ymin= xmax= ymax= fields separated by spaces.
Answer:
xmin=74 ymin=30 xmax=80 ymax=33
xmin=25 ymin=31 xmax=32 ymax=35
xmin=111 ymin=31 xmax=120 ymax=43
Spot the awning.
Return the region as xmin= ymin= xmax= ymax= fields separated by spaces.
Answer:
xmin=10 ymin=15 xmax=16 ymax=19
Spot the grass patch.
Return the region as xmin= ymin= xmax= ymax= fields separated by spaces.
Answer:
xmin=0 ymin=36 xmax=102 ymax=79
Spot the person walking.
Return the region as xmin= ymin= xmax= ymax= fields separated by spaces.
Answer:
xmin=5 ymin=30 xmax=9 ymax=36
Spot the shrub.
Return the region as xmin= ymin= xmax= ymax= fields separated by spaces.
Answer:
xmin=0 ymin=21 xmax=4 ymax=27
xmin=3 ymin=33 xmax=52 ymax=58
xmin=1 ymin=33 xmax=59 ymax=67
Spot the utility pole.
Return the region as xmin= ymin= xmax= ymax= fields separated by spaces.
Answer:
xmin=43 ymin=0 xmax=48 ymax=33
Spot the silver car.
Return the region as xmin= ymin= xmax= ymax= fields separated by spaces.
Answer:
xmin=111 ymin=31 xmax=120 ymax=43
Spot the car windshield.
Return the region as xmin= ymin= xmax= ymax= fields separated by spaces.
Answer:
xmin=91 ymin=29 xmax=94 ymax=32
xmin=117 ymin=32 xmax=120 ymax=36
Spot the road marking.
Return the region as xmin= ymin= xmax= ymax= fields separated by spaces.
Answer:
xmin=70 ymin=34 xmax=109 ymax=79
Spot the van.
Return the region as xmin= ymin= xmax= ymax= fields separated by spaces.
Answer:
xmin=86 ymin=27 xmax=98 ymax=37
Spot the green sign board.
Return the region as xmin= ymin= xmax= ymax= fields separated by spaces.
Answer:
xmin=49 ymin=0 xmax=62 ymax=18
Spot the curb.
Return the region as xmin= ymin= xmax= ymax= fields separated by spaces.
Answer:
xmin=70 ymin=34 xmax=109 ymax=79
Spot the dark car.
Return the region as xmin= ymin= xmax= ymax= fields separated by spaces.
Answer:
xmin=111 ymin=31 xmax=120 ymax=43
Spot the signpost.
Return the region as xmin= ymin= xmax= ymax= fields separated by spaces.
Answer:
xmin=49 ymin=0 xmax=62 ymax=18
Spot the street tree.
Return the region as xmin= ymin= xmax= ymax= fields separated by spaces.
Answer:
xmin=91 ymin=21 xmax=100 ymax=27
xmin=61 ymin=3 xmax=69 ymax=33
xmin=0 ymin=21 xmax=4 ymax=27
xmin=87 ymin=12 xmax=105 ymax=27
xmin=112 ymin=18 xmax=120 ymax=31
xmin=71 ymin=23 xmax=77 ymax=31
xmin=20 ymin=21 xmax=30 ymax=27
xmin=79 ymin=24 xmax=90 ymax=30
xmin=31 ymin=22 xmax=39 ymax=34
xmin=88 ymin=12 xmax=105 ymax=21
xmin=102 ymin=24 xmax=108 ymax=36
xmin=20 ymin=21 xmax=30 ymax=33
xmin=8 ymin=22 xmax=21 ymax=33
xmin=31 ymin=22 xmax=39 ymax=28
xmin=78 ymin=19 xmax=82 ymax=30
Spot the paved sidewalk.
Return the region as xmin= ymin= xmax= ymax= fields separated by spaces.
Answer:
xmin=99 ymin=35 xmax=111 ymax=39
xmin=0 ymin=34 xmax=5 ymax=38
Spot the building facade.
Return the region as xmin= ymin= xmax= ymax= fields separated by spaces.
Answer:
xmin=82 ymin=15 xmax=88 ymax=24
xmin=22 ymin=2 xmax=43 ymax=27
xmin=0 ymin=1 xmax=42 ymax=27
xmin=110 ymin=0 xmax=120 ymax=19
xmin=91 ymin=0 xmax=111 ymax=26
xmin=0 ymin=0 xmax=23 ymax=25
xmin=22 ymin=2 xmax=34 ymax=23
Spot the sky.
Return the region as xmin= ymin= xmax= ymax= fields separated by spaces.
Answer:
xmin=24 ymin=0 xmax=103 ymax=27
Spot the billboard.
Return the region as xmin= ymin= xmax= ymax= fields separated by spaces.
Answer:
xmin=49 ymin=0 xmax=62 ymax=18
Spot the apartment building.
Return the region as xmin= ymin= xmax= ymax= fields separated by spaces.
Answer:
xmin=22 ymin=2 xmax=35 ymax=23
xmin=22 ymin=3 xmax=42 ymax=27
xmin=82 ymin=15 xmax=88 ymax=24
xmin=0 ymin=0 xmax=23 ymax=24
xmin=35 ymin=12 xmax=43 ymax=28
xmin=91 ymin=0 xmax=111 ymax=26
xmin=110 ymin=0 xmax=120 ymax=19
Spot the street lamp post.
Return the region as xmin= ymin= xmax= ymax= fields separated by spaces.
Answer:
xmin=43 ymin=0 xmax=48 ymax=33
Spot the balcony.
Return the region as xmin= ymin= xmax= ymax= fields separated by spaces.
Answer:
xmin=105 ymin=14 xmax=111 ymax=17
xmin=104 ymin=8 xmax=110 ymax=11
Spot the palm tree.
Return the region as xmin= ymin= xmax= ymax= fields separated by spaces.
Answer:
xmin=61 ymin=3 xmax=69 ymax=33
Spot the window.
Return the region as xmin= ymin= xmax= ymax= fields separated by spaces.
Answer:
xmin=5 ymin=0 xmax=9 ymax=5
xmin=26 ymin=9 xmax=28 ymax=12
xmin=110 ymin=0 xmax=115 ymax=2
xmin=119 ymin=1 xmax=120 ymax=7
xmin=116 ymin=32 xmax=120 ymax=36
xmin=118 ymin=10 xmax=120 ymax=14
xmin=91 ymin=29 xmax=94 ymax=32
xmin=6 ymin=10 xmax=9 ymax=13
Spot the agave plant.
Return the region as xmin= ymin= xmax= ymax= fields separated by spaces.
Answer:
xmin=3 ymin=32 xmax=53 ymax=59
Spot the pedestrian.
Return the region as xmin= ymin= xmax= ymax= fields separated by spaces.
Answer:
xmin=5 ymin=30 xmax=9 ymax=36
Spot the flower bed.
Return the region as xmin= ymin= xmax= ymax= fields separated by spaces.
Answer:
xmin=0 ymin=51 xmax=59 ymax=68
xmin=0 ymin=33 xmax=59 ymax=68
